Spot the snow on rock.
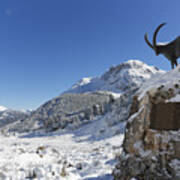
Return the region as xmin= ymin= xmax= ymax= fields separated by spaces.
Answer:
xmin=167 ymin=94 xmax=180 ymax=102
xmin=138 ymin=63 xmax=180 ymax=100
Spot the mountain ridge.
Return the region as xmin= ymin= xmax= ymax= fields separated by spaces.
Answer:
xmin=1 ymin=60 xmax=164 ymax=134
xmin=65 ymin=60 xmax=165 ymax=94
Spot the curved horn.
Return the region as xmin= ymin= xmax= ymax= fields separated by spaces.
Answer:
xmin=153 ymin=23 xmax=166 ymax=47
xmin=144 ymin=33 xmax=154 ymax=49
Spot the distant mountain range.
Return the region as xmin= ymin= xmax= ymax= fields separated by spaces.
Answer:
xmin=0 ymin=106 xmax=7 ymax=112
xmin=0 ymin=108 xmax=30 ymax=129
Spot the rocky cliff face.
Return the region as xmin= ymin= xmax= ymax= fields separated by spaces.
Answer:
xmin=113 ymin=66 xmax=180 ymax=180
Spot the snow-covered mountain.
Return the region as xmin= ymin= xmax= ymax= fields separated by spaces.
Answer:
xmin=0 ymin=106 xmax=7 ymax=112
xmin=0 ymin=107 xmax=30 ymax=128
xmin=3 ymin=60 xmax=164 ymax=134
xmin=65 ymin=60 xmax=164 ymax=94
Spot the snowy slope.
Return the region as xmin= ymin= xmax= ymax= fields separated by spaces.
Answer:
xmin=65 ymin=60 xmax=164 ymax=94
xmin=4 ymin=92 xmax=112 ymax=133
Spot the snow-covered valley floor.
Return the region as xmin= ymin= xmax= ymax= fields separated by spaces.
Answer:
xmin=0 ymin=119 xmax=124 ymax=180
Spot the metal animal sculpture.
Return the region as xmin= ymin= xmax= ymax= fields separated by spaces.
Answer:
xmin=144 ymin=23 xmax=180 ymax=69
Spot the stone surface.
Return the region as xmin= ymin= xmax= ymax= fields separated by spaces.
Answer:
xmin=150 ymin=102 xmax=180 ymax=130
xmin=113 ymin=80 xmax=180 ymax=180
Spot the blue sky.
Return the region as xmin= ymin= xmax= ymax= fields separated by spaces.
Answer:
xmin=1 ymin=0 xmax=180 ymax=110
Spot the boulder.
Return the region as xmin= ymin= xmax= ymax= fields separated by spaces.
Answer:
xmin=113 ymin=78 xmax=180 ymax=180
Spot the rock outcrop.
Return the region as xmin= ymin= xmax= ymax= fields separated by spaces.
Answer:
xmin=113 ymin=67 xmax=180 ymax=180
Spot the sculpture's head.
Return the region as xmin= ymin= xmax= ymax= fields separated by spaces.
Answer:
xmin=144 ymin=23 xmax=166 ymax=56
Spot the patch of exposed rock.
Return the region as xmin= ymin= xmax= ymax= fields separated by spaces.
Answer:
xmin=113 ymin=68 xmax=180 ymax=180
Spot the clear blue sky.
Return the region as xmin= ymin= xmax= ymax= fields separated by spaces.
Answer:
xmin=1 ymin=0 xmax=180 ymax=110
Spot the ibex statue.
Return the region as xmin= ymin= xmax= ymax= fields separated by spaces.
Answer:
xmin=144 ymin=23 xmax=180 ymax=69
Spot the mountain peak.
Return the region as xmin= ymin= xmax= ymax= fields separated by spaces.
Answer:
xmin=71 ymin=77 xmax=93 ymax=89
xmin=0 ymin=106 xmax=7 ymax=112
xmin=65 ymin=60 xmax=165 ymax=94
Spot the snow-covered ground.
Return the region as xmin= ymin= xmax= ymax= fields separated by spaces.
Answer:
xmin=0 ymin=116 xmax=124 ymax=180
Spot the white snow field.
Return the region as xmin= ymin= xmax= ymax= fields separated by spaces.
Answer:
xmin=0 ymin=116 xmax=124 ymax=180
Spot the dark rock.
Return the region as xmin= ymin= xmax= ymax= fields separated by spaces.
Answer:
xmin=150 ymin=102 xmax=180 ymax=130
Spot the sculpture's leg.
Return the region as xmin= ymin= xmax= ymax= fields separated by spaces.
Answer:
xmin=171 ymin=61 xmax=174 ymax=69
xmin=175 ymin=59 xmax=178 ymax=67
